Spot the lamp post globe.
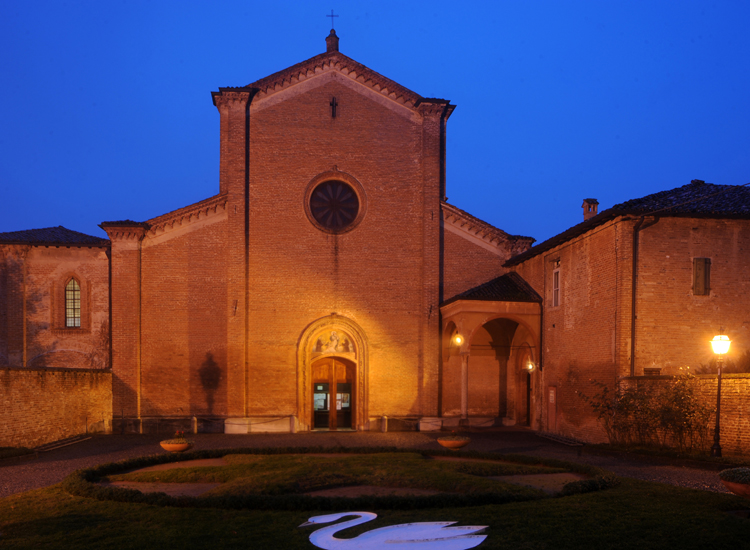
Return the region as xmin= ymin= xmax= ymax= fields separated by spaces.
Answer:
xmin=710 ymin=332 xmax=731 ymax=458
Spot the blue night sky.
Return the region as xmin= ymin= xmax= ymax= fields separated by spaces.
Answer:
xmin=1 ymin=1 xmax=748 ymax=244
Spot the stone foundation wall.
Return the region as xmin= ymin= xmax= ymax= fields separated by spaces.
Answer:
xmin=0 ymin=366 xmax=112 ymax=448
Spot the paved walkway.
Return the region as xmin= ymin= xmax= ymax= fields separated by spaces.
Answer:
xmin=0 ymin=429 xmax=730 ymax=499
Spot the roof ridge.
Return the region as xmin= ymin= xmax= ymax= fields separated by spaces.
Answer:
xmin=440 ymin=200 xmax=536 ymax=242
xmin=442 ymin=272 xmax=542 ymax=305
xmin=0 ymin=225 xmax=109 ymax=246
xmin=505 ymin=180 xmax=750 ymax=267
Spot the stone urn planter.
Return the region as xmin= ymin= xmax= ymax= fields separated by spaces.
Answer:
xmin=719 ymin=468 xmax=750 ymax=497
xmin=436 ymin=435 xmax=471 ymax=451
xmin=160 ymin=441 xmax=193 ymax=453
xmin=160 ymin=431 xmax=194 ymax=453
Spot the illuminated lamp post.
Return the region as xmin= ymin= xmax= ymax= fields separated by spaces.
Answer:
xmin=710 ymin=332 xmax=731 ymax=458
xmin=453 ymin=333 xmax=469 ymax=424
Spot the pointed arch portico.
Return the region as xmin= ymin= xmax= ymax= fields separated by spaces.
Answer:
xmin=440 ymin=278 xmax=542 ymax=427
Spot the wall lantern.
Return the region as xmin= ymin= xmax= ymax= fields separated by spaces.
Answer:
xmin=453 ymin=334 xmax=464 ymax=346
xmin=526 ymin=360 xmax=536 ymax=373
xmin=710 ymin=331 xmax=731 ymax=458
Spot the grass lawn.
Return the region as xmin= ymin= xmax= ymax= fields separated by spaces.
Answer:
xmin=1 ymin=451 xmax=748 ymax=549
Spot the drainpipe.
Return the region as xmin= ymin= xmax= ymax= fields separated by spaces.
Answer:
xmin=630 ymin=216 xmax=659 ymax=376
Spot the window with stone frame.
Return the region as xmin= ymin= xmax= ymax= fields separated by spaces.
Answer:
xmin=65 ymin=278 xmax=81 ymax=328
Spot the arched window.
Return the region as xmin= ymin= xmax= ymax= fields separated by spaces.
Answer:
xmin=65 ymin=279 xmax=81 ymax=328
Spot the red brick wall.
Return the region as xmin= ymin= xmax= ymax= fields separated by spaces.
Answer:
xmin=634 ymin=218 xmax=750 ymax=375
xmin=107 ymin=230 xmax=144 ymax=417
xmin=512 ymin=219 xmax=625 ymax=441
xmin=442 ymin=229 xmax=509 ymax=300
xmin=139 ymin=218 xmax=229 ymax=417
xmin=0 ymin=244 xmax=109 ymax=370
xmin=0 ymin=366 xmax=112 ymax=448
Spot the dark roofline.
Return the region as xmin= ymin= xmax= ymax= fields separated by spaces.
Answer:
xmin=504 ymin=206 xmax=750 ymax=267
xmin=504 ymin=209 xmax=621 ymax=267
xmin=441 ymin=272 xmax=542 ymax=307
xmin=0 ymin=226 xmax=110 ymax=248
xmin=99 ymin=220 xmax=150 ymax=228
xmin=506 ymin=181 xmax=750 ymax=267
xmin=0 ymin=239 xmax=110 ymax=248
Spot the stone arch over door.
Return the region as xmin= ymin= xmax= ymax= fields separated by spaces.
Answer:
xmin=297 ymin=315 xmax=369 ymax=431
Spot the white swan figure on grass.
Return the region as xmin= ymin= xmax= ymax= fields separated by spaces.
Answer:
xmin=300 ymin=511 xmax=488 ymax=549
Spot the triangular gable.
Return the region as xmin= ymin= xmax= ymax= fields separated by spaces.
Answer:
xmin=214 ymin=50 xmax=438 ymax=114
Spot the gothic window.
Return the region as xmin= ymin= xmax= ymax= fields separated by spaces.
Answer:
xmin=65 ymin=278 xmax=81 ymax=328
xmin=309 ymin=180 xmax=360 ymax=232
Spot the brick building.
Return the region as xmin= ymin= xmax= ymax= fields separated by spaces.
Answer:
xmin=2 ymin=33 xmax=748 ymax=443
xmin=0 ymin=227 xmax=110 ymax=370
xmin=505 ymin=179 xmax=750 ymax=441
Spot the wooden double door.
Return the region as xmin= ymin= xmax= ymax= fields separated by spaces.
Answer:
xmin=312 ymin=358 xmax=355 ymax=431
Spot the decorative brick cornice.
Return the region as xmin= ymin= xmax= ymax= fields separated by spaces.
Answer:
xmin=211 ymin=90 xmax=252 ymax=109
xmin=216 ymin=51 xmax=426 ymax=111
xmin=417 ymin=100 xmax=455 ymax=119
xmin=146 ymin=194 xmax=228 ymax=236
xmin=441 ymin=202 xmax=535 ymax=256
xmin=99 ymin=221 xmax=149 ymax=241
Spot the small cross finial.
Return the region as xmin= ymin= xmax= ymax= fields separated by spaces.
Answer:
xmin=327 ymin=9 xmax=339 ymax=30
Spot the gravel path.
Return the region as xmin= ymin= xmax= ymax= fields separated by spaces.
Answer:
xmin=0 ymin=429 xmax=730 ymax=499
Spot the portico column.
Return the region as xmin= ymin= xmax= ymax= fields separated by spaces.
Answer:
xmin=460 ymin=351 xmax=469 ymax=421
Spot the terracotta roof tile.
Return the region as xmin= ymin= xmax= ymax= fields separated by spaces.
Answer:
xmin=505 ymin=181 xmax=750 ymax=267
xmin=442 ymin=272 xmax=542 ymax=305
xmin=0 ymin=226 xmax=109 ymax=246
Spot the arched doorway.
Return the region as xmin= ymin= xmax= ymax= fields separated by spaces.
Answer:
xmin=311 ymin=357 xmax=356 ymax=430
xmin=297 ymin=315 xmax=369 ymax=431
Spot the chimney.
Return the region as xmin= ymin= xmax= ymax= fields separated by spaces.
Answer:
xmin=582 ymin=198 xmax=599 ymax=221
xmin=326 ymin=29 xmax=339 ymax=53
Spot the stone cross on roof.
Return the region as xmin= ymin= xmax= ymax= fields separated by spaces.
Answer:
xmin=327 ymin=9 xmax=338 ymax=29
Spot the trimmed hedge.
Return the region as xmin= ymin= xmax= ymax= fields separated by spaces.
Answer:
xmin=61 ymin=446 xmax=618 ymax=510
xmin=0 ymin=447 xmax=33 ymax=460
xmin=719 ymin=468 xmax=750 ymax=485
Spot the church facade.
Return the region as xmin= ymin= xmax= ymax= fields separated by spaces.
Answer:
xmin=99 ymin=31 xmax=535 ymax=433
xmin=3 ymin=32 xmax=749 ymax=447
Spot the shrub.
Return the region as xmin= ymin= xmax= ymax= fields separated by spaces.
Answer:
xmin=719 ymin=468 xmax=750 ymax=485
xmin=580 ymin=375 xmax=712 ymax=452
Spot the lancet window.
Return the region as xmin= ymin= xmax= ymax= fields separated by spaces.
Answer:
xmin=65 ymin=278 xmax=81 ymax=328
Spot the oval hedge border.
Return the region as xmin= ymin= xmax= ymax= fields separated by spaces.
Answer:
xmin=61 ymin=446 xmax=619 ymax=511
xmin=719 ymin=467 xmax=750 ymax=485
